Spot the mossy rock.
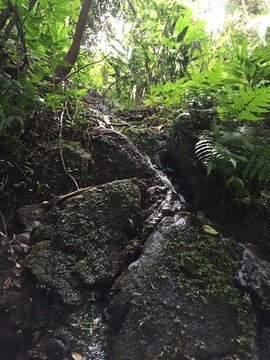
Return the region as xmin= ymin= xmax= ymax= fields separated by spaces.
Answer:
xmin=24 ymin=179 xmax=144 ymax=306
xmin=106 ymin=192 xmax=256 ymax=359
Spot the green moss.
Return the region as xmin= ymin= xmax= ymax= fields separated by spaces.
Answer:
xmin=165 ymin=235 xmax=255 ymax=358
xmin=26 ymin=240 xmax=49 ymax=255
xmin=124 ymin=127 xmax=163 ymax=158
xmin=25 ymin=240 xmax=76 ymax=291
xmin=175 ymin=236 xmax=241 ymax=296
xmin=25 ymin=179 xmax=143 ymax=303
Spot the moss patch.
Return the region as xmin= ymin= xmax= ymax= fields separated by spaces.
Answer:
xmin=165 ymin=234 xmax=256 ymax=357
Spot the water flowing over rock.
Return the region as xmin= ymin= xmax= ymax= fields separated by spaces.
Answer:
xmin=0 ymin=125 xmax=269 ymax=359
xmin=106 ymin=191 xmax=245 ymax=360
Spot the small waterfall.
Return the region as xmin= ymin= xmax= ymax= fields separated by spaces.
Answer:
xmin=145 ymin=155 xmax=186 ymax=202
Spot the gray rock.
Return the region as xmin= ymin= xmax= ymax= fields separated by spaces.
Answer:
xmin=16 ymin=204 xmax=45 ymax=232
xmin=1 ymin=125 xmax=263 ymax=360
xmin=12 ymin=127 xmax=155 ymax=206
xmin=258 ymin=327 xmax=270 ymax=360
xmin=25 ymin=179 xmax=143 ymax=306
xmin=106 ymin=191 xmax=254 ymax=360
xmin=91 ymin=128 xmax=156 ymax=183
xmin=236 ymin=248 xmax=270 ymax=301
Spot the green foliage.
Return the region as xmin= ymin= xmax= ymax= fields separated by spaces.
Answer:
xmin=0 ymin=0 xmax=117 ymax=154
xmin=0 ymin=0 xmax=81 ymax=78
xmin=103 ymin=1 xmax=206 ymax=106
xmin=218 ymin=86 xmax=270 ymax=121
xmin=1 ymin=0 xmax=270 ymax=205
xmin=0 ymin=74 xmax=37 ymax=135
xmin=0 ymin=0 xmax=83 ymax=136
xmin=149 ymin=35 xmax=270 ymax=113
xmin=215 ymin=38 xmax=270 ymax=122
xmin=0 ymin=0 xmax=115 ymax=89
xmin=195 ymin=123 xmax=270 ymax=203
xmin=143 ymin=12 xmax=270 ymax=203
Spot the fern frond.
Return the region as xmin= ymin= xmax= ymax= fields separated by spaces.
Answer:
xmin=215 ymin=125 xmax=255 ymax=151
xmin=258 ymin=161 xmax=270 ymax=182
xmin=241 ymin=154 xmax=256 ymax=179
xmin=195 ymin=133 xmax=248 ymax=177
xmin=218 ymin=86 xmax=270 ymax=121
xmin=189 ymin=62 xmax=226 ymax=93
xmin=213 ymin=143 xmax=247 ymax=171
xmin=195 ymin=138 xmax=213 ymax=161
xmin=249 ymin=157 xmax=264 ymax=180
xmin=195 ymin=135 xmax=215 ymax=176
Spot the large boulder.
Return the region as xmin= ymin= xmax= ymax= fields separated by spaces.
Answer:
xmin=106 ymin=190 xmax=256 ymax=360
xmin=0 ymin=127 xmax=156 ymax=210
xmin=25 ymin=178 xmax=144 ymax=306
xmin=0 ymin=124 xmax=263 ymax=359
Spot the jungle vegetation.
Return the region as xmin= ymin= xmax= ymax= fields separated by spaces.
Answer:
xmin=1 ymin=0 xmax=270 ymax=204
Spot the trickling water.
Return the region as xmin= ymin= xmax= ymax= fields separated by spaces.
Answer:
xmin=83 ymin=155 xmax=187 ymax=360
xmin=70 ymin=314 xmax=106 ymax=360
xmin=145 ymin=155 xmax=185 ymax=201
xmin=86 ymin=316 xmax=106 ymax=360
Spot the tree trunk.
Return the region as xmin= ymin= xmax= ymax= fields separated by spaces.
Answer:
xmin=241 ymin=0 xmax=250 ymax=20
xmin=126 ymin=0 xmax=136 ymax=17
xmin=55 ymin=0 xmax=93 ymax=80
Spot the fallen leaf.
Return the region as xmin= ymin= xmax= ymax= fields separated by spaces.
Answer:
xmin=203 ymin=224 xmax=219 ymax=235
xmin=71 ymin=352 xmax=84 ymax=360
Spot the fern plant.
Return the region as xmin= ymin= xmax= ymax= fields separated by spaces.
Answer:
xmin=149 ymin=29 xmax=270 ymax=204
xmin=218 ymin=86 xmax=270 ymax=121
xmin=195 ymin=125 xmax=270 ymax=203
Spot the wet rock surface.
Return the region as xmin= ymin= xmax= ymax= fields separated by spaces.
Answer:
xmin=0 ymin=125 xmax=270 ymax=359
xmin=258 ymin=327 xmax=270 ymax=360
xmin=236 ymin=248 xmax=270 ymax=303
xmin=106 ymin=191 xmax=245 ymax=360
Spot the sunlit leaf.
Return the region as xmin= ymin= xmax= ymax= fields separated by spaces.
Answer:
xmin=75 ymin=88 xmax=88 ymax=96
xmin=71 ymin=352 xmax=84 ymax=360
xmin=176 ymin=26 xmax=189 ymax=43
xmin=203 ymin=225 xmax=219 ymax=235
xmin=238 ymin=111 xmax=264 ymax=121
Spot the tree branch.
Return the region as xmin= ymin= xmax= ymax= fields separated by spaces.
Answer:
xmin=68 ymin=53 xmax=111 ymax=79
xmin=13 ymin=4 xmax=28 ymax=75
